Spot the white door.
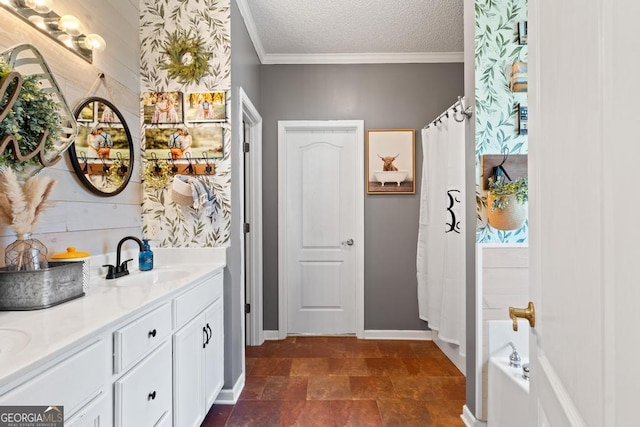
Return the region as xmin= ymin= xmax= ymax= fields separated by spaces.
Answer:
xmin=278 ymin=121 xmax=364 ymax=337
xmin=528 ymin=1 xmax=639 ymax=425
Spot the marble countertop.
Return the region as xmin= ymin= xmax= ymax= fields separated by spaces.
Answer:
xmin=0 ymin=247 xmax=226 ymax=390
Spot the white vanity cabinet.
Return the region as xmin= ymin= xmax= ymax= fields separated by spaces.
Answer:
xmin=0 ymin=256 xmax=225 ymax=427
xmin=173 ymin=272 xmax=224 ymax=427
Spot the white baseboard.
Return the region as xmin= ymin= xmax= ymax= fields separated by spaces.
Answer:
xmin=363 ymin=330 xmax=432 ymax=340
xmin=263 ymin=330 xmax=280 ymax=340
xmin=461 ymin=405 xmax=486 ymax=427
xmin=214 ymin=372 xmax=245 ymax=405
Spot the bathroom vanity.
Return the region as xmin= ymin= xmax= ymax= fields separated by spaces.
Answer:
xmin=0 ymin=248 xmax=225 ymax=427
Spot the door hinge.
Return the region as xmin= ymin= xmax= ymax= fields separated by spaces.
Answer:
xmin=244 ymin=223 xmax=250 ymax=233
xmin=245 ymin=303 xmax=251 ymax=314
xmin=243 ymin=142 xmax=250 ymax=153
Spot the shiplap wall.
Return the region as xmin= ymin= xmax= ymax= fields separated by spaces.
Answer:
xmin=0 ymin=0 xmax=141 ymax=258
xmin=477 ymin=244 xmax=529 ymax=419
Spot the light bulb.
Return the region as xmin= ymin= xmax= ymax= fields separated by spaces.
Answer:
xmin=58 ymin=14 xmax=82 ymax=36
xmin=27 ymin=15 xmax=47 ymax=30
xmin=82 ymin=33 xmax=106 ymax=52
xmin=57 ymin=34 xmax=73 ymax=48
xmin=24 ymin=0 xmax=53 ymax=13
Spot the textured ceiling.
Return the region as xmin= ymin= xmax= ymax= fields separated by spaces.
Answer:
xmin=238 ymin=0 xmax=464 ymax=64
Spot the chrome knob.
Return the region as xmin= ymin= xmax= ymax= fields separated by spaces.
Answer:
xmin=342 ymin=239 xmax=354 ymax=246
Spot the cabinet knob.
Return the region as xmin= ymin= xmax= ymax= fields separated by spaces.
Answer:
xmin=148 ymin=391 xmax=156 ymax=400
xmin=148 ymin=329 xmax=157 ymax=338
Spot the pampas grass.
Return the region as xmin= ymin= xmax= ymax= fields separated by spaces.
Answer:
xmin=0 ymin=168 xmax=56 ymax=236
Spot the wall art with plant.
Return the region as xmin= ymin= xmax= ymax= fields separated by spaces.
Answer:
xmin=140 ymin=0 xmax=231 ymax=247
xmin=475 ymin=0 xmax=528 ymax=243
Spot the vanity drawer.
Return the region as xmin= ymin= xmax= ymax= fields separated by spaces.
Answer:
xmin=114 ymin=303 xmax=171 ymax=373
xmin=0 ymin=339 xmax=107 ymax=418
xmin=114 ymin=341 xmax=172 ymax=427
xmin=173 ymin=272 xmax=222 ymax=329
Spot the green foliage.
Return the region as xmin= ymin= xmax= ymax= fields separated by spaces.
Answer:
xmin=0 ymin=60 xmax=63 ymax=169
xmin=488 ymin=175 xmax=528 ymax=210
xmin=159 ymin=30 xmax=212 ymax=85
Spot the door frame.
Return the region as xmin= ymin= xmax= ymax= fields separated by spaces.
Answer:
xmin=235 ymin=87 xmax=264 ymax=346
xmin=277 ymin=120 xmax=365 ymax=339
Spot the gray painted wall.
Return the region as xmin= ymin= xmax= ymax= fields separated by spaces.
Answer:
xmin=227 ymin=1 xmax=261 ymax=389
xmin=260 ymin=63 xmax=464 ymax=331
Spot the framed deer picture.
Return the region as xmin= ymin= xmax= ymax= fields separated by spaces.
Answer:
xmin=366 ymin=129 xmax=416 ymax=194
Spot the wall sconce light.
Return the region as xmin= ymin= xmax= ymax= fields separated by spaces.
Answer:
xmin=0 ymin=0 xmax=106 ymax=63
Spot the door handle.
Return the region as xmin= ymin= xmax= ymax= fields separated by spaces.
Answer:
xmin=508 ymin=301 xmax=535 ymax=331
xmin=341 ymin=239 xmax=354 ymax=246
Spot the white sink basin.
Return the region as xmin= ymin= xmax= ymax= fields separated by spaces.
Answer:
xmin=0 ymin=329 xmax=31 ymax=355
xmin=112 ymin=269 xmax=188 ymax=287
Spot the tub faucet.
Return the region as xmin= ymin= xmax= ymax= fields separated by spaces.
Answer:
xmin=103 ymin=236 xmax=143 ymax=279
xmin=508 ymin=342 xmax=521 ymax=368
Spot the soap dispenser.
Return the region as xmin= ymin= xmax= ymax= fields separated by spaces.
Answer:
xmin=139 ymin=239 xmax=154 ymax=271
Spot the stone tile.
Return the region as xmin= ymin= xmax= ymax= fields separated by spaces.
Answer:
xmin=224 ymin=400 xmax=282 ymax=427
xmin=376 ymin=398 xmax=433 ymax=426
xmin=425 ymin=400 xmax=466 ymax=426
xmin=238 ymin=376 xmax=267 ymax=400
xmin=438 ymin=377 xmax=466 ymax=401
xmin=349 ymin=376 xmax=395 ymax=399
xmin=390 ymin=376 xmax=442 ymax=400
xmin=377 ymin=341 xmax=417 ymax=358
xmin=402 ymin=357 xmax=453 ymax=377
xmin=365 ymin=358 xmax=410 ymax=376
xmin=290 ymin=357 xmax=330 ymax=376
xmin=328 ymin=358 xmax=370 ymax=376
xmin=307 ymin=376 xmax=352 ymax=400
xmin=250 ymin=357 xmax=293 ymax=376
xmin=262 ymin=376 xmax=308 ymax=401
xmin=201 ymin=403 xmax=233 ymax=426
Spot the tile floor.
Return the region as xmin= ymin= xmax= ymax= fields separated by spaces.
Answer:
xmin=202 ymin=336 xmax=465 ymax=426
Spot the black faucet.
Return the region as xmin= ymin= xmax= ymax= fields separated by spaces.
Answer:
xmin=103 ymin=236 xmax=144 ymax=279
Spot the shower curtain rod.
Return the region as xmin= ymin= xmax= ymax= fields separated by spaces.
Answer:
xmin=423 ymin=96 xmax=473 ymax=129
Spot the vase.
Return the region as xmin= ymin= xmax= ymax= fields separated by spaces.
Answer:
xmin=4 ymin=233 xmax=48 ymax=271
xmin=487 ymin=193 xmax=528 ymax=231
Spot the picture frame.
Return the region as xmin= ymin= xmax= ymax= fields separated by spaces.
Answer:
xmin=516 ymin=103 xmax=528 ymax=135
xmin=518 ymin=21 xmax=528 ymax=45
xmin=77 ymin=101 xmax=94 ymax=122
xmin=185 ymin=91 xmax=226 ymax=122
xmin=142 ymin=91 xmax=183 ymax=124
xmin=144 ymin=125 xmax=224 ymax=160
xmin=98 ymin=101 xmax=120 ymax=123
xmin=366 ymin=129 xmax=415 ymax=194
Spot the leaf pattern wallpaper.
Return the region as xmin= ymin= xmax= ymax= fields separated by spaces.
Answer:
xmin=475 ymin=0 xmax=528 ymax=243
xmin=139 ymin=0 xmax=231 ymax=247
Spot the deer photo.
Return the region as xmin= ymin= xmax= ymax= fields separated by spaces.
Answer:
xmin=378 ymin=154 xmax=399 ymax=171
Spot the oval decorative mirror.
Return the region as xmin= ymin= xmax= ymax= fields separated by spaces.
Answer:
xmin=68 ymin=97 xmax=134 ymax=196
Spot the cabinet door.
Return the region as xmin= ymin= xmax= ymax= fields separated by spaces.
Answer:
xmin=66 ymin=392 xmax=112 ymax=427
xmin=173 ymin=313 xmax=206 ymax=427
xmin=204 ymin=298 xmax=224 ymax=410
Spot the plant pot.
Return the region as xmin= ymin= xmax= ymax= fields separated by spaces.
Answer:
xmin=487 ymin=193 xmax=528 ymax=231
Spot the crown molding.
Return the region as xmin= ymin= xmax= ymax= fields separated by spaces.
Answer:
xmin=261 ymin=51 xmax=464 ymax=65
xmin=235 ymin=0 xmax=463 ymax=65
xmin=235 ymin=0 xmax=266 ymax=63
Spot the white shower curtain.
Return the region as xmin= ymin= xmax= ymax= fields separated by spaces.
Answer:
xmin=417 ymin=110 xmax=466 ymax=357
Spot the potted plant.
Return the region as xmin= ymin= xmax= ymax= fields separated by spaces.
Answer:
xmin=487 ymin=175 xmax=528 ymax=230
xmin=0 ymin=58 xmax=63 ymax=173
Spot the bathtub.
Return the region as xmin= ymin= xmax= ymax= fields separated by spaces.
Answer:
xmin=487 ymin=320 xmax=530 ymax=427
xmin=374 ymin=170 xmax=408 ymax=186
